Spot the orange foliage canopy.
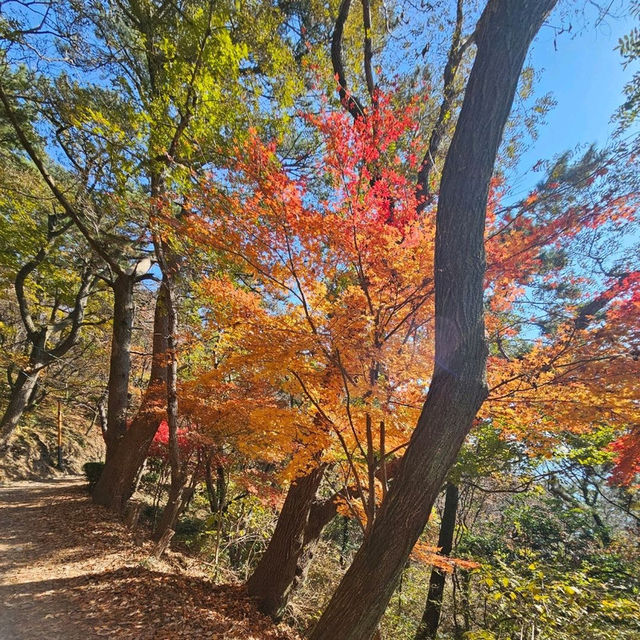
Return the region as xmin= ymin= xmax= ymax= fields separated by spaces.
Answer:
xmin=176 ymin=90 xmax=639 ymax=501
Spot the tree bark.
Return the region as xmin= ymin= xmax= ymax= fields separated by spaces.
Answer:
xmin=104 ymin=272 xmax=136 ymax=462
xmin=92 ymin=284 xmax=169 ymax=510
xmin=152 ymin=456 xmax=202 ymax=544
xmin=247 ymin=459 xmax=404 ymax=620
xmin=247 ymin=463 xmax=327 ymax=620
xmin=205 ymin=459 xmax=227 ymax=513
xmin=0 ymin=369 xmax=40 ymax=446
xmin=151 ymin=223 xmax=182 ymax=540
xmin=309 ymin=3 xmax=557 ymax=638
xmin=415 ymin=483 xmax=459 ymax=640
xmin=153 ymin=472 xmax=185 ymax=541
xmin=152 ymin=527 xmax=175 ymax=558
xmin=124 ymin=500 xmax=144 ymax=529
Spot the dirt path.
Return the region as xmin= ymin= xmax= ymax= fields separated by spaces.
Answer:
xmin=0 ymin=478 xmax=298 ymax=639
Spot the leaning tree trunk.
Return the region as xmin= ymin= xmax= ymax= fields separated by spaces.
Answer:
xmin=0 ymin=242 xmax=93 ymax=449
xmin=153 ymin=467 xmax=186 ymax=541
xmin=248 ymin=459 xmax=404 ymax=619
xmin=247 ymin=463 xmax=328 ymax=619
xmin=309 ymin=2 xmax=557 ymax=638
xmin=415 ymin=483 xmax=459 ymax=640
xmin=92 ymin=284 xmax=169 ymax=510
xmin=104 ymin=272 xmax=136 ymax=462
xmin=1 ymin=332 xmax=50 ymax=447
xmin=0 ymin=369 xmax=41 ymax=446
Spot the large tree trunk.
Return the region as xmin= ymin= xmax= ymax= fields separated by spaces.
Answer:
xmin=104 ymin=272 xmax=136 ymax=462
xmin=309 ymin=3 xmax=556 ymax=638
xmin=0 ymin=369 xmax=40 ymax=446
xmin=152 ymin=243 xmax=181 ymax=540
xmin=415 ymin=483 xmax=459 ymax=640
xmin=92 ymin=285 xmax=169 ymax=510
xmin=247 ymin=464 xmax=327 ymax=620
xmin=248 ymin=460 xmax=404 ymax=620
xmin=1 ymin=332 xmax=49 ymax=447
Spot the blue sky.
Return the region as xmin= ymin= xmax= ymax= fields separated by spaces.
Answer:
xmin=515 ymin=7 xmax=636 ymax=188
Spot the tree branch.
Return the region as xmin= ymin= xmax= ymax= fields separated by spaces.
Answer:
xmin=331 ymin=0 xmax=366 ymax=120
xmin=0 ymin=81 xmax=123 ymax=274
xmin=416 ymin=0 xmax=473 ymax=212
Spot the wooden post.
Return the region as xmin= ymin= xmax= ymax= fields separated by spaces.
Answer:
xmin=57 ymin=398 xmax=63 ymax=469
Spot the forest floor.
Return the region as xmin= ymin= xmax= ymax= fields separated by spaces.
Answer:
xmin=0 ymin=478 xmax=300 ymax=640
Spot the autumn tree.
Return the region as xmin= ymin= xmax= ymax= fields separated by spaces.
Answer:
xmin=307 ymin=2 xmax=558 ymax=637
xmin=178 ymin=1 xmax=640 ymax=624
xmin=184 ymin=86 xmax=439 ymax=614
xmin=146 ymin=276 xmax=308 ymax=543
xmin=237 ymin=0 xmax=548 ymax=617
xmin=600 ymin=0 xmax=640 ymax=486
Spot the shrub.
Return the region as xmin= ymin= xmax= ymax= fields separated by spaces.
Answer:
xmin=83 ymin=461 xmax=105 ymax=491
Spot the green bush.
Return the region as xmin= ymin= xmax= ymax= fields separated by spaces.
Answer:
xmin=83 ymin=461 xmax=105 ymax=491
xmin=174 ymin=515 xmax=205 ymax=537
